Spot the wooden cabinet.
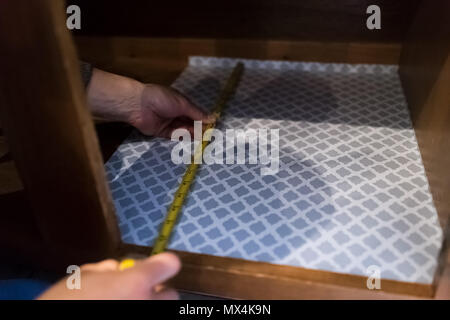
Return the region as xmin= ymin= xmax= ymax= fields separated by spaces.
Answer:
xmin=0 ymin=0 xmax=448 ymax=299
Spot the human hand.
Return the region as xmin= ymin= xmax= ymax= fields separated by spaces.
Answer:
xmin=87 ymin=69 xmax=215 ymax=137
xmin=129 ymin=84 xmax=216 ymax=137
xmin=38 ymin=253 xmax=181 ymax=300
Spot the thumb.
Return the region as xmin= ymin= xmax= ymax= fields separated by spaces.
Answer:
xmin=181 ymin=98 xmax=216 ymax=124
xmin=133 ymin=253 xmax=181 ymax=289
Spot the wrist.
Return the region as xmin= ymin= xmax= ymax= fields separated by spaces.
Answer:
xmin=120 ymin=77 xmax=145 ymax=125
xmin=87 ymin=68 xmax=145 ymax=124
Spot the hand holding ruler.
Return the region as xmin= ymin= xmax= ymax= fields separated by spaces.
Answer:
xmin=119 ymin=62 xmax=244 ymax=270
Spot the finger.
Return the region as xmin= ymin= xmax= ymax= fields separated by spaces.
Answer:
xmin=81 ymin=259 xmax=119 ymax=272
xmin=174 ymin=116 xmax=216 ymax=129
xmin=180 ymin=98 xmax=216 ymax=124
xmin=172 ymin=118 xmax=214 ymax=139
xmin=152 ymin=287 xmax=179 ymax=300
xmin=158 ymin=124 xmax=187 ymax=139
xmin=154 ymin=118 xmax=176 ymax=139
xmin=134 ymin=252 xmax=181 ymax=289
xmin=169 ymin=119 xmax=198 ymax=140
xmin=159 ymin=120 xmax=195 ymax=140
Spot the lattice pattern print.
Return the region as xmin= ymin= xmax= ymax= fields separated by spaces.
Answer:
xmin=105 ymin=57 xmax=443 ymax=284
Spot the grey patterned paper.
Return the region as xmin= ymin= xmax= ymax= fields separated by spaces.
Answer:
xmin=105 ymin=57 xmax=443 ymax=284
